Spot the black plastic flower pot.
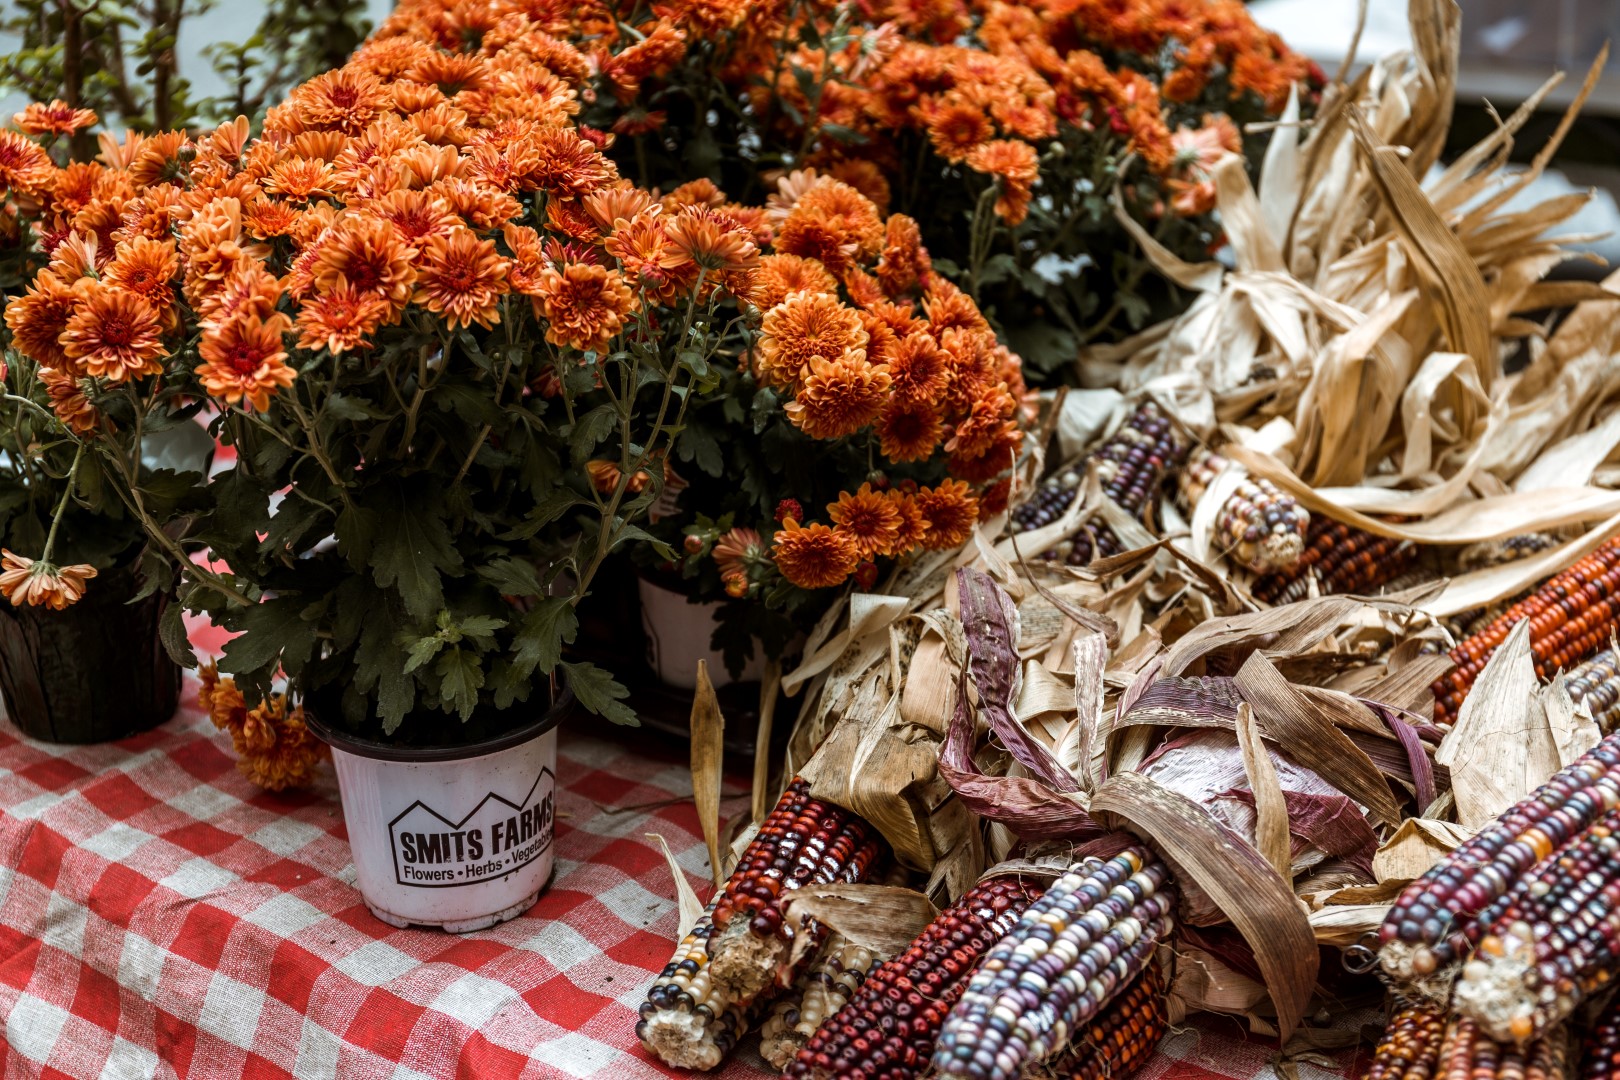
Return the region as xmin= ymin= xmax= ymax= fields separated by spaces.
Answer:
xmin=0 ymin=551 xmax=180 ymax=744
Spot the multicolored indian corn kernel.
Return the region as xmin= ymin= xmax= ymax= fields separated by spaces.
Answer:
xmin=784 ymin=875 xmax=1044 ymax=1080
xmin=1564 ymin=649 xmax=1620 ymax=734
xmin=1367 ymin=1001 xmax=1449 ymax=1080
xmin=638 ymin=779 xmax=886 ymax=1070
xmin=1251 ymin=517 xmax=1419 ymax=605
xmin=1455 ymin=810 xmax=1620 ymax=1044
xmin=1177 ymin=447 xmax=1309 ymax=574
xmin=759 ymin=935 xmax=879 ymax=1070
xmin=1580 ymin=991 xmax=1620 ymax=1080
xmin=1378 ymin=734 xmax=1620 ymax=994
xmin=1432 ymin=538 xmax=1620 ymax=724
xmin=1049 ymin=959 xmax=1169 ymax=1080
xmin=1457 ymin=533 xmax=1563 ymax=572
xmin=931 ymin=846 xmax=1177 ymax=1080
xmin=1009 ymin=400 xmax=1187 ymax=566
xmin=1437 ymin=1015 xmax=1570 ymax=1080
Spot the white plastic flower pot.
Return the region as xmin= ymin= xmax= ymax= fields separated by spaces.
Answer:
xmin=307 ymin=688 xmax=570 ymax=933
xmin=638 ymin=576 xmax=763 ymax=690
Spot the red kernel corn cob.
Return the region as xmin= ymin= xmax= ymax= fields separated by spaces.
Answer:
xmin=706 ymin=778 xmax=887 ymax=1001
xmin=1437 ymin=1016 xmax=1570 ymax=1080
xmin=638 ymin=780 xmax=886 ymax=1070
xmin=1432 ymin=538 xmax=1620 ymax=725
xmin=1367 ymin=1001 xmax=1449 ymax=1080
xmin=1378 ymin=734 xmax=1620 ymax=995
xmin=1455 ymin=811 xmax=1620 ymax=1044
xmin=1177 ymin=447 xmax=1310 ymax=574
xmin=1049 ymin=960 xmax=1169 ymax=1080
xmin=1580 ymin=993 xmax=1620 ymax=1080
xmin=1252 ymin=517 xmax=1419 ymax=605
xmin=932 ymin=845 xmax=1177 ymax=1080
xmin=1009 ymin=400 xmax=1187 ymax=566
xmin=784 ymin=875 xmax=1045 ymax=1080
xmin=759 ymin=935 xmax=878 ymax=1069
xmin=1563 ymin=649 xmax=1620 ymax=734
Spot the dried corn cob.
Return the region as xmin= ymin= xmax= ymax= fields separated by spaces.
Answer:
xmin=1177 ymin=447 xmax=1310 ymax=574
xmin=932 ymin=845 xmax=1177 ymax=1080
xmin=1048 ymin=959 xmax=1169 ymax=1080
xmin=759 ymin=935 xmax=879 ymax=1069
xmin=1455 ymin=810 xmax=1620 ymax=1044
xmin=1432 ymin=538 xmax=1620 ymax=724
xmin=1437 ymin=1015 xmax=1570 ymax=1080
xmin=1009 ymin=400 xmax=1186 ymax=565
xmin=1367 ymin=1001 xmax=1449 ymax=1080
xmin=1378 ymin=734 xmax=1620 ymax=993
xmin=706 ymin=778 xmax=887 ymax=1001
xmin=638 ymin=780 xmax=886 ymax=1070
xmin=784 ymin=875 xmax=1044 ymax=1080
xmin=1252 ymin=517 xmax=1420 ymax=605
xmin=1564 ymin=649 xmax=1620 ymax=733
xmin=1580 ymin=993 xmax=1620 ymax=1080
xmin=1458 ymin=533 xmax=1563 ymax=572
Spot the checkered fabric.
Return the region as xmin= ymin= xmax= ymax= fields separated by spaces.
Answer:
xmin=0 ymin=618 xmax=1371 ymax=1079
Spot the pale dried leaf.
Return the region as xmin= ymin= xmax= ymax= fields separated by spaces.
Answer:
xmin=1236 ymin=702 xmax=1291 ymax=881
xmin=647 ymin=832 xmax=705 ymax=941
xmin=780 ymin=885 xmax=939 ymax=960
xmin=689 ymin=661 xmax=727 ymax=890
xmin=1372 ymin=818 xmax=1475 ymax=885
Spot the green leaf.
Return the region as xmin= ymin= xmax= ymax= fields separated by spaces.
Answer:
xmin=367 ymin=482 xmax=463 ymax=619
xmin=355 ymin=604 xmax=415 ymax=734
xmin=511 ymin=597 xmax=577 ymax=680
xmin=456 ymin=615 xmax=507 ymax=643
xmin=561 ymin=661 xmax=637 ymax=725
xmin=568 ymin=404 xmax=616 ymax=465
xmin=334 ymin=504 xmax=379 ymax=572
xmin=218 ymin=597 xmax=316 ymax=685
xmin=403 ymin=635 xmax=445 ymax=674
xmin=323 ymin=394 xmax=383 ymax=422
xmin=614 ymin=524 xmax=676 ymax=563
xmin=435 ymin=647 xmax=484 ymax=722
xmin=476 ymin=557 xmax=544 ymax=597
xmin=158 ymin=601 xmax=196 ymax=669
xmin=500 ymin=490 xmax=585 ymax=541
xmin=678 ymin=421 xmax=724 ymax=477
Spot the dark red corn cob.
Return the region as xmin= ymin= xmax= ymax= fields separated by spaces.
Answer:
xmin=1559 ymin=649 xmax=1620 ymax=734
xmin=1580 ymin=993 xmax=1620 ymax=1080
xmin=706 ymin=778 xmax=887 ymax=1000
xmin=1367 ymin=1001 xmax=1449 ymax=1080
xmin=1049 ymin=960 xmax=1169 ymax=1080
xmin=1432 ymin=538 xmax=1620 ymax=725
xmin=638 ymin=779 xmax=886 ymax=1070
xmin=1008 ymin=400 xmax=1186 ymax=566
xmin=1252 ymin=517 xmax=1419 ymax=605
xmin=1378 ymin=734 xmax=1620 ymax=995
xmin=1437 ymin=1016 xmax=1570 ymax=1080
xmin=784 ymin=875 xmax=1045 ymax=1080
xmin=1458 ymin=533 xmax=1564 ymax=572
xmin=1455 ymin=810 xmax=1620 ymax=1044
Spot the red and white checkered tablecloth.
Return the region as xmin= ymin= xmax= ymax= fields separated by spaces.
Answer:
xmin=0 ymin=619 xmax=1373 ymax=1079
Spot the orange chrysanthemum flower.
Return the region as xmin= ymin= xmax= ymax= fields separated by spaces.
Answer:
xmin=39 ymin=367 xmax=98 ymax=434
xmin=415 ymin=228 xmax=510 ymax=329
xmin=60 ymin=286 xmax=168 ymax=382
xmin=263 ymin=157 xmax=337 ymax=202
xmin=526 ymin=127 xmax=618 ymax=197
xmin=664 ymin=206 xmax=759 ymax=274
xmin=101 ymin=236 xmax=180 ymax=311
xmin=965 ymin=139 xmax=1040 ymax=225
xmin=751 ymin=254 xmax=838 ymax=311
xmin=196 ymin=260 xmax=283 ymax=332
xmin=914 ymin=479 xmax=979 ymax=550
xmin=502 ymin=223 xmax=547 ymax=295
xmin=532 ymin=261 xmax=636 ymax=353
xmin=14 ymin=99 xmax=98 ymax=136
xmin=874 ymin=398 xmax=944 ymax=462
xmin=0 ymin=551 xmax=97 ymax=610
xmin=712 ymin=526 xmax=763 ymax=572
xmin=782 ymin=348 xmax=892 ymax=440
xmin=4 ymin=272 xmax=83 ymax=367
xmin=235 ymin=706 xmax=327 ymax=792
xmin=196 ymin=312 xmax=297 ymax=412
xmin=887 ymin=490 xmax=928 ymax=553
xmin=604 ymin=214 xmax=694 ymax=299
xmin=127 ymin=131 xmax=190 ymax=187
xmin=296 ymin=286 xmax=391 ymax=354
xmin=775 ymin=179 xmax=885 ymax=274
xmin=585 ymin=460 xmax=622 ymax=494
xmin=828 ymin=483 xmax=904 ymax=559
xmin=0 ymin=130 xmax=55 ymax=194
xmin=289 ymin=67 xmax=389 ymax=134
xmin=772 ymin=519 xmax=859 ymax=589
xmin=946 ymin=384 xmax=1018 ymax=459
xmin=886 ymin=331 xmax=949 ymax=405
xmin=241 ymin=199 xmax=303 ymax=240
xmin=924 ymin=99 xmax=994 ymax=163
xmin=755 ymin=291 xmax=868 ymax=390
xmin=583 ymin=185 xmax=657 ymax=231
xmin=307 ymin=214 xmax=418 ymax=309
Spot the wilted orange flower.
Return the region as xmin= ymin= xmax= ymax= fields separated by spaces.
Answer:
xmin=586 ymin=460 xmax=622 ymax=493
xmin=127 ymin=131 xmax=190 ymax=187
xmin=828 ymin=483 xmax=904 ymax=559
xmin=875 ymin=398 xmax=944 ymax=462
xmin=772 ymin=519 xmax=859 ymax=589
xmin=39 ymin=367 xmax=98 ymax=434
xmin=914 ymin=479 xmax=979 ymax=550
xmin=308 ymin=213 xmax=418 ymax=309
xmin=4 ymin=272 xmax=83 ymax=367
xmin=60 ymin=286 xmax=168 ymax=382
xmin=1166 ymin=113 xmax=1241 ymax=216
xmin=101 ymin=237 xmax=180 ymax=311
xmin=755 ymin=291 xmax=867 ymax=390
xmin=236 ymin=705 xmax=327 ymax=792
xmin=532 ymin=261 xmax=636 ymax=352
xmin=751 ymin=254 xmax=838 ymax=311
xmin=712 ymin=526 xmax=763 ymax=572
xmin=414 ymin=228 xmax=510 ymax=329
xmin=296 ymin=286 xmax=392 ymax=354
xmin=0 ymin=551 xmax=97 ymax=610
xmin=14 ymin=100 xmax=98 ymax=136
xmin=664 ymin=206 xmax=759 ymax=274
xmin=196 ymin=312 xmax=297 ymax=412
xmin=782 ymin=348 xmax=892 ymax=439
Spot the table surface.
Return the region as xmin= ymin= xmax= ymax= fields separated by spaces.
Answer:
xmin=0 ymin=620 xmax=1371 ymax=1079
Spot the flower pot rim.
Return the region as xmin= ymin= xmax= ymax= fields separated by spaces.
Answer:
xmin=304 ymin=679 xmax=573 ymax=764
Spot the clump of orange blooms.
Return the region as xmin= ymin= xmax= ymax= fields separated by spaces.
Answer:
xmin=199 ymin=665 xmax=328 ymax=792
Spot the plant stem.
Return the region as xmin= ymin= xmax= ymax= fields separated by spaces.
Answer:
xmin=39 ymin=442 xmax=82 ymax=562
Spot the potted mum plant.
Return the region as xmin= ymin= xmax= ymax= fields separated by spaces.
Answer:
xmin=572 ymin=0 xmax=1321 ymax=380
xmin=4 ymin=31 xmax=766 ymax=929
